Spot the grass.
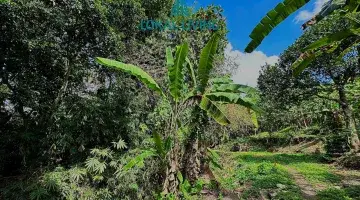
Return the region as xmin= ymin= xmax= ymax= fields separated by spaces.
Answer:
xmin=211 ymin=152 xmax=303 ymax=199
xmin=207 ymin=151 xmax=359 ymax=200
xmin=290 ymin=162 xmax=341 ymax=186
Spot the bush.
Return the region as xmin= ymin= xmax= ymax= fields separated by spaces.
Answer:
xmin=324 ymin=134 xmax=350 ymax=154
xmin=316 ymin=188 xmax=352 ymax=200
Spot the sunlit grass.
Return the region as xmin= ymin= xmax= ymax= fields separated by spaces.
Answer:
xmin=289 ymin=162 xmax=341 ymax=186
xmin=212 ymin=151 xmax=304 ymax=199
xmin=209 ymin=151 xmax=360 ymax=199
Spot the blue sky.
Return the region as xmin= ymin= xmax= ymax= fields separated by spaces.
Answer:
xmin=195 ymin=0 xmax=320 ymax=55
xmin=187 ymin=0 xmax=326 ymax=86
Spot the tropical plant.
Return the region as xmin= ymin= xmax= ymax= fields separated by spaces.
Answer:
xmin=96 ymin=32 xmax=259 ymax=196
xmin=258 ymin=14 xmax=360 ymax=152
xmin=245 ymin=0 xmax=352 ymax=53
xmin=245 ymin=0 xmax=360 ymax=76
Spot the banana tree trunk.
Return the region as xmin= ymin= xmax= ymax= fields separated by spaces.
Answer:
xmin=162 ymin=146 xmax=179 ymax=195
xmin=183 ymin=107 xmax=207 ymax=183
xmin=183 ymin=135 xmax=201 ymax=184
xmin=162 ymin=106 xmax=181 ymax=196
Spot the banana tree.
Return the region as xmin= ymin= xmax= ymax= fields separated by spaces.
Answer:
xmin=245 ymin=0 xmax=351 ymax=53
xmin=96 ymin=32 xmax=259 ymax=196
xmin=245 ymin=0 xmax=360 ymax=75
xmin=292 ymin=12 xmax=360 ymax=76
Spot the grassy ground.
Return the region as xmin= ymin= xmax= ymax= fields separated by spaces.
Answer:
xmin=197 ymin=151 xmax=360 ymax=200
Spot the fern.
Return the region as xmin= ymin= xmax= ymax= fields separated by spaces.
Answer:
xmin=29 ymin=187 xmax=49 ymax=200
xmin=112 ymin=139 xmax=127 ymax=150
xmin=69 ymin=167 xmax=86 ymax=183
xmin=85 ymin=157 xmax=107 ymax=174
xmin=90 ymin=148 xmax=113 ymax=159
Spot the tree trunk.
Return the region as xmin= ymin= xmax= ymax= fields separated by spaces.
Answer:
xmin=183 ymin=133 xmax=201 ymax=184
xmin=162 ymin=146 xmax=180 ymax=195
xmin=338 ymin=85 xmax=360 ymax=152
xmin=183 ymin=107 xmax=207 ymax=184
xmin=162 ymin=106 xmax=181 ymax=196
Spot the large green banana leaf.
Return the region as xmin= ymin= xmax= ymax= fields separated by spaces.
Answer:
xmin=250 ymin=109 xmax=259 ymax=130
xmin=168 ymin=43 xmax=189 ymax=102
xmin=199 ymin=96 xmax=230 ymax=125
xmin=292 ymin=51 xmax=322 ymax=76
xmin=211 ymin=83 xmax=258 ymax=94
xmin=198 ymin=33 xmax=220 ymax=93
xmin=210 ymin=77 xmax=233 ymax=84
xmin=185 ymin=57 xmax=197 ymax=88
xmin=153 ymin=132 xmax=165 ymax=158
xmin=292 ymin=28 xmax=360 ymax=76
xmin=122 ymin=150 xmax=156 ymax=171
xmin=303 ymin=28 xmax=360 ymax=52
xmin=96 ymin=57 xmax=165 ymax=97
xmin=166 ymin=47 xmax=174 ymax=68
xmin=336 ymin=40 xmax=360 ymax=60
xmin=205 ymin=92 xmax=261 ymax=113
xmin=245 ymin=0 xmax=311 ymax=53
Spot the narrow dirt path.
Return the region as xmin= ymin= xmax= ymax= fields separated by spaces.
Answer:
xmin=286 ymin=167 xmax=319 ymax=200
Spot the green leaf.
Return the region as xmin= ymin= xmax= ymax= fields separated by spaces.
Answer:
xmin=166 ymin=47 xmax=174 ymax=68
xmin=185 ymin=57 xmax=197 ymax=88
xmin=212 ymin=83 xmax=258 ymax=95
xmin=205 ymin=92 xmax=261 ymax=113
xmin=164 ymin=137 xmax=172 ymax=153
xmin=153 ymin=132 xmax=165 ymax=158
xmin=345 ymin=12 xmax=360 ymax=24
xmin=250 ymin=110 xmax=259 ymax=129
xmin=169 ymin=43 xmax=189 ymax=101
xmin=292 ymin=51 xmax=323 ymax=76
xmin=348 ymin=0 xmax=360 ymax=11
xmin=122 ymin=150 xmax=156 ymax=171
xmin=198 ymin=33 xmax=221 ymax=93
xmin=210 ymin=77 xmax=233 ymax=84
xmin=336 ymin=40 xmax=360 ymax=60
xmin=302 ymin=29 xmax=358 ymax=52
xmin=199 ymin=96 xmax=230 ymax=125
xmin=245 ymin=0 xmax=311 ymax=53
xmin=207 ymin=148 xmax=223 ymax=170
xmin=96 ymin=57 xmax=165 ymax=97
xmin=177 ymin=171 xmax=184 ymax=183
xmin=112 ymin=139 xmax=127 ymax=150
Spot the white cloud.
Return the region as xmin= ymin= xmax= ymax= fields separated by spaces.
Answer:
xmin=294 ymin=0 xmax=329 ymax=23
xmin=225 ymin=43 xmax=278 ymax=87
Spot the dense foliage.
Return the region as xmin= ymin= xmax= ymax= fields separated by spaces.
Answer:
xmin=1 ymin=0 xmax=360 ymax=199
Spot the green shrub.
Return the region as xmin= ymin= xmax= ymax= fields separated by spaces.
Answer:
xmin=317 ymin=188 xmax=352 ymax=200
xmin=344 ymin=186 xmax=360 ymax=200
xmin=324 ymin=134 xmax=350 ymax=154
